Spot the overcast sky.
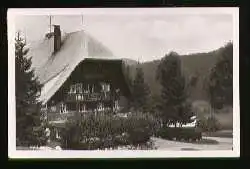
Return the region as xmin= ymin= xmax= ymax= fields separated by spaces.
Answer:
xmin=15 ymin=13 xmax=233 ymax=62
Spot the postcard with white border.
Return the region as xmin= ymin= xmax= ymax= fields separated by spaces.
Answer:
xmin=8 ymin=8 xmax=240 ymax=158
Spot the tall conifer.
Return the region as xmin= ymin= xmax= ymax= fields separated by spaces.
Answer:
xmin=15 ymin=31 xmax=47 ymax=146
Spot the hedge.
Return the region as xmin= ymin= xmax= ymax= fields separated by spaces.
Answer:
xmin=59 ymin=112 xmax=160 ymax=150
xmin=156 ymin=127 xmax=202 ymax=141
xmin=197 ymin=116 xmax=221 ymax=132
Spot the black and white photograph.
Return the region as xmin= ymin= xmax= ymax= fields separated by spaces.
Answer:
xmin=8 ymin=8 xmax=239 ymax=158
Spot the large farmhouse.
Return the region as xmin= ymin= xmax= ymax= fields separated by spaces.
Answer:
xmin=28 ymin=25 xmax=132 ymax=125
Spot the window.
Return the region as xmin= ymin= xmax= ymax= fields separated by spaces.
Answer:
xmin=76 ymin=83 xmax=82 ymax=93
xmin=114 ymin=100 xmax=119 ymax=110
xmin=51 ymin=106 xmax=56 ymax=112
xmin=83 ymin=84 xmax=91 ymax=93
xmin=91 ymin=84 xmax=95 ymax=93
xmin=79 ymin=103 xmax=86 ymax=112
xmin=69 ymin=83 xmax=83 ymax=94
xmin=97 ymin=103 xmax=104 ymax=111
xmin=106 ymin=84 xmax=110 ymax=92
xmin=83 ymin=84 xmax=89 ymax=93
xmin=69 ymin=84 xmax=76 ymax=94
xmin=101 ymin=84 xmax=105 ymax=91
xmin=100 ymin=82 xmax=110 ymax=92
xmin=60 ymin=103 xmax=67 ymax=114
xmin=76 ymin=94 xmax=83 ymax=101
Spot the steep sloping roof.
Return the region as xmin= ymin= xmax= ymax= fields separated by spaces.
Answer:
xmin=28 ymin=30 xmax=120 ymax=104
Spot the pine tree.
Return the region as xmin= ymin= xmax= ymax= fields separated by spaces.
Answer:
xmin=15 ymin=31 xmax=47 ymax=147
xmin=207 ymin=42 xmax=233 ymax=110
xmin=131 ymin=66 xmax=150 ymax=112
xmin=124 ymin=65 xmax=134 ymax=111
xmin=156 ymin=52 xmax=193 ymax=127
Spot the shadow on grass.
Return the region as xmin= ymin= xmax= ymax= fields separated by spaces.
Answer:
xmin=191 ymin=138 xmax=219 ymax=145
xmin=170 ymin=138 xmax=219 ymax=145
xmin=202 ymin=130 xmax=233 ymax=138
xmin=16 ymin=146 xmax=33 ymax=150
xmin=181 ymin=148 xmax=200 ymax=151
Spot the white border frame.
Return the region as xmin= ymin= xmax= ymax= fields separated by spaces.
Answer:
xmin=8 ymin=8 xmax=240 ymax=158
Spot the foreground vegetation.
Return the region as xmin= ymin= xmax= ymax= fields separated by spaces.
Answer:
xmin=15 ymin=32 xmax=47 ymax=147
xmin=58 ymin=112 xmax=160 ymax=150
xmin=53 ymin=113 xmax=223 ymax=150
xmin=156 ymin=127 xmax=202 ymax=142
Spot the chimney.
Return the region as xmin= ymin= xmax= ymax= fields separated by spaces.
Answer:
xmin=53 ymin=25 xmax=61 ymax=53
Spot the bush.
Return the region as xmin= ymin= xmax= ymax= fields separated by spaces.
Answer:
xmin=214 ymin=110 xmax=233 ymax=130
xmin=60 ymin=112 xmax=160 ymax=150
xmin=156 ymin=127 xmax=202 ymax=141
xmin=198 ymin=115 xmax=221 ymax=132
xmin=124 ymin=112 xmax=160 ymax=145
xmin=60 ymin=122 xmax=82 ymax=149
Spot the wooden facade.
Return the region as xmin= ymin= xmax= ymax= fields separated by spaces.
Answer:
xmin=44 ymin=59 xmax=131 ymax=123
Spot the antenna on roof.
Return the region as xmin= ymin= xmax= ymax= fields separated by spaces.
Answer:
xmin=24 ymin=28 xmax=27 ymax=43
xmin=81 ymin=14 xmax=88 ymax=57
xmin=137 ymin=56 xmax=140 ymax=64
xmin=49 ymin=15 xmax=53 ymax=33
xmin=81 ymin=15 xmax=84 ymax=27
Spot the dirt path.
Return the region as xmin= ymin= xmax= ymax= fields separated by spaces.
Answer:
xmin=152 ymin=137 xmax=233 ymax=150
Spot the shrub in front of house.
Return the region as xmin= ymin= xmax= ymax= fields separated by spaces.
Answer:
xmin=60 ymin=112 xmax=159 ymax=150
xmin=197 ymin=115 xmax=221 ymax=132
xmin=59 ymin=121 xmax=82 ymax=149
xmin=156 ymin=127 xmax=202 ymax=141
xmin=156 ymin=127 xmax=174 ymax=140
xmin=177 ymin=127 xmax=202 ymax=141
xmin=123 ymin=112 xmax=159 ymax=145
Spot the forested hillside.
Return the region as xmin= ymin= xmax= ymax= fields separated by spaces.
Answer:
xmin=126 ymin=44 xmax=231 ymax=102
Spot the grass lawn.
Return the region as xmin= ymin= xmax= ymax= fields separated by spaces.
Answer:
xmin=191 ymin=138 xmax=218 ymax=144
xmin=152 ymin=137 xmax=232 ymax=150
xmin=168 ymin=138 xmax=219 ymax=145
xmin=202 ymin=130 xmax=233 ymax=138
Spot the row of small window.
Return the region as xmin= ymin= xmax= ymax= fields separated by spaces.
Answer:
xmin=70 ymin=93 xmax=110 ymax=101
xmin=49 ymin=104 xmax=68 ymax=114
xmin=69 ymin=83 xmax=110 ymax=94
xmin=58 ymin=102 xmax=119 ymax=114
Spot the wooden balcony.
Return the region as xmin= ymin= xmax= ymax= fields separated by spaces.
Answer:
xmin=66 ymin=92 xmax=112 ymax=102
xmin=47 ymin=112 xmax=75 ymax=122
xmin=47 ymin=109 xmax=113 ymax=124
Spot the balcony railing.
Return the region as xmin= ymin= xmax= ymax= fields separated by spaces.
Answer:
xmin=47 ymin=109 xmax=114 ymax=123
xmin=47 ymin=112 xmax=75 ymax=122
xmin=66 ymin=92 xmax=112 ymax=102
